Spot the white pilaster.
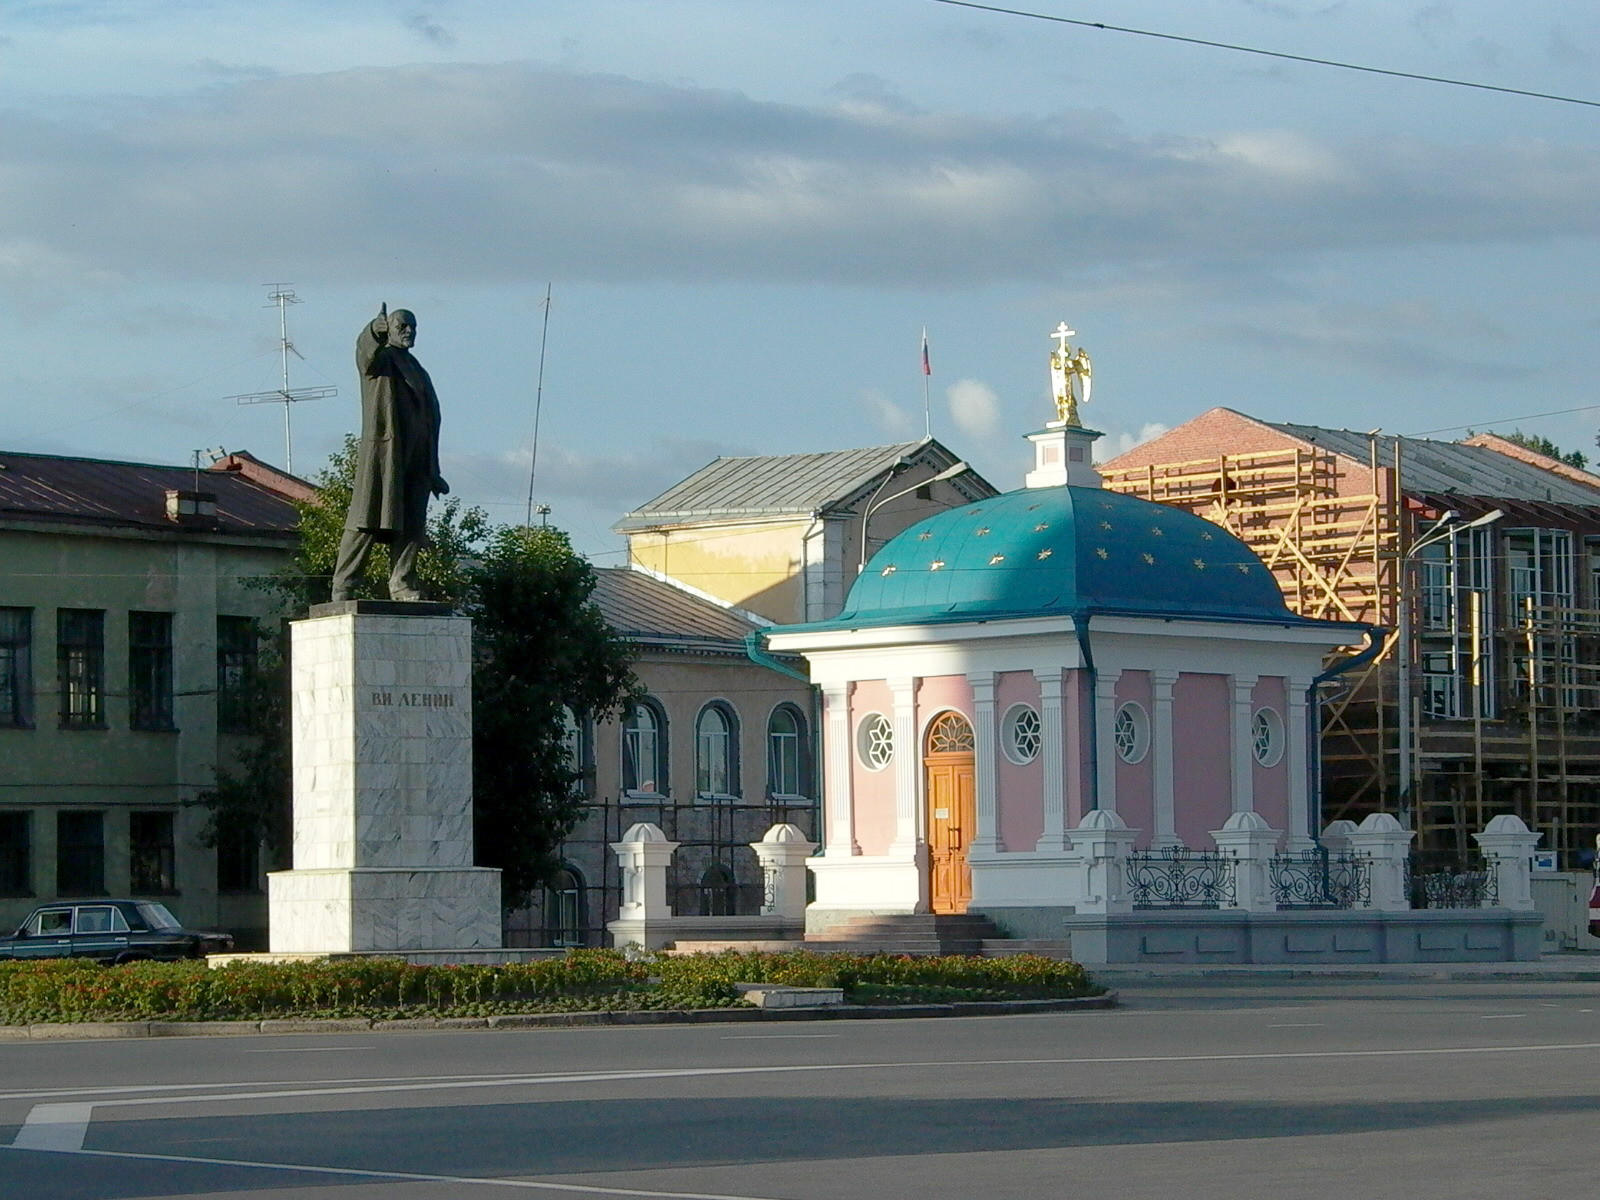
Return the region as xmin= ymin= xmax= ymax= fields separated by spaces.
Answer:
xmin=1151 ymin=669 xmax=1180 ymax=848
xmin=1035 ymin=669 xmax=1069 ymax=851
xmin=821 ymin=682 xmax=858 ymax=857
xmin=1285 ymin=676 xmax=1314 ymax=850
xmin=1094 ymin=670 xmax=1123 ymax=815
xmin=1230 ymin=674 xmax=1260 ymax=815
xmin=969 ymin=672 xmax=1000 ymax=853
xmin=888 ymin=676 xmax=919 ymax=854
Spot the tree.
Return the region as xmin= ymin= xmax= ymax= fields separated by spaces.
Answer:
xmin=1498 ymin=429 xmax=1589 ymax=471
xmin=196 ymin=440 xmax=637 ymax=909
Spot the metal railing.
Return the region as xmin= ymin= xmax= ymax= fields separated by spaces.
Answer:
xmin=1127 ymin=847 xmax=1236 ymax=909
xmin=1270 ymin=848 xmax=1371 ymax=909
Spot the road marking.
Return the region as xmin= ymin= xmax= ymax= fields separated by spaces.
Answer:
xmin=0 ymin=1143 xmax=781 ymax=1199
xmin=1481 ymin=1014 xmax=1526 ymax=1019
xmin=241 ymin=1046 xmax=374 ymax=1053
xmin=10 ymin=1104 xmax=93 ymax=1152
xmin=12 ymin=1041 xmax=1600 ymax=1154
xmin=721 ymin=1034 xmax=840 ymax=1039
xmin=0 ymin=1069 xmax=567 ymax=1103
xmin=1267 ymin=1023 xmax=1325 ymax=1028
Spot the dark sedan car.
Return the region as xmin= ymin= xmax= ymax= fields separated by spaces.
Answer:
xmin=0 ymin=900 xmax=233 ymax=964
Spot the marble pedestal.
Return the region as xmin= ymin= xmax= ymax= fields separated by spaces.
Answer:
xmin=268 ymin=602 xmax=502 ymax=952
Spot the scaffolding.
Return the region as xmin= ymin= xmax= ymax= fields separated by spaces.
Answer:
xmin=1102 ymin=444 xmax=1600 ymax=867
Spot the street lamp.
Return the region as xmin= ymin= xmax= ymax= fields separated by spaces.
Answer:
xmin=1397 ymin=506 xmax=1503 ymax=828
xmin=856 ymin=460 xmax=971 ymax=575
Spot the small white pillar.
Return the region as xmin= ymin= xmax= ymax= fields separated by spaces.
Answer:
xmin=1229 ymin=674 xmax=1259 ymax=815
xmin=1093 ymin=671 xmax=1122 ymax=816
xmin=1034 ymin=669 xmax=1070 ymax=852
xmin=820 ymin=682 xmax=859 ymax=857
xmin=888 ymin=676 xmax=919 ymax=855
xmin=1151 ymin=669 xmax=1180 ymax=848
xmin=751 ymin=823 xmax=817 ymax=920
xmin=1473 ymin=814 xmax=1542 ymax=911
xmin=1063 ymin=809 xmax=1137 ymax=915
xmin=969 ymin=673 xmax=1001 ymax=854
xmin=1347 ymin=812 xmax=1414 ymax=911
xmin=1319 ymin=819 xmax=1359 ymax=857
xmin=611 ymin=822 xmax=678 ymax=921
xmin=1211 ymin=810 xmax=1283 ymax=912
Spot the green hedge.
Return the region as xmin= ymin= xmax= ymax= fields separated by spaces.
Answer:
xmin=0 ymin=949 xmax=1097 ymax=1024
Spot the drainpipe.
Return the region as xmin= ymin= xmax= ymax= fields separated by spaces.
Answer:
xmin=743 ymin=630 xmax=823 ymax=853
xmin=1073 ymin=612 xmax=1099 ymax=811
xmin=1307 ymin=627 xmax=1387 ymax=843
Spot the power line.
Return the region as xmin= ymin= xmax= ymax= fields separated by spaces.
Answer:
xmin=932 ymin=0 xmax=1600 ymax=109
xmin=1410 ymin=403 xmax=1600 ymax=438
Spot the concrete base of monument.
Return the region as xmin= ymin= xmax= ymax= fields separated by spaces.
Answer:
xmin=267 ymin=865 xmax=503 ymax=954
xmin=208 ymin=947 xmax=565 ymax=968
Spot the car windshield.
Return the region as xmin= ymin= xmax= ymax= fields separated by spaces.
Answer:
xmin=136 ymin=902 xmax=182 ymax=930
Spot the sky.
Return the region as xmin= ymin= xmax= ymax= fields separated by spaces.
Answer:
xmin=4 ymin=0 xmax=1599 ymax=561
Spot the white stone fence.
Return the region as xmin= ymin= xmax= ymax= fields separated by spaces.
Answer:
xmin=606 ymin=822 xmax=816 ymax=951
xmin=1078 ymin=810 xmax=1541 ymax=916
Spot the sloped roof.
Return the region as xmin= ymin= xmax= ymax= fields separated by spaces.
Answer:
xmin=1265 ymin=421 xmax=1600 ymax=508
xmin=0 ymin=449 xmax=299 ymax=538
xmin=614 ymin=437 xmax=992 ymax=532
xmin=591 ymin=567 xmax=762 ymax=649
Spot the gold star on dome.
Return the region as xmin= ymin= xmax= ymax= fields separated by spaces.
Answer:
xmin=1099 ymin=521 xmax=1113 ymax=530
xmin=1142 ymin=553 xmax=1155 ymax=565
xmin=969 ymin=508 xmax=985 ymax=515
xmin=1193 ymin=558 xmax=1206 ymax=570
xmin=975 ymin=526 xmax=991 ymax=537
xmin=917 ymin=530 xmax=933 ymax=541
xmin=1026 ymin=503 xmax=1041 ymax=511
xmin=1151 ymin=527 xmax=1165 ymax=537
xmin=1200 ymin=531 xmax=1214 ymax=541
xmin=989 ymin=554 xmax=1005 ymax=565
xmin=881 ymin=565 xmax=897 ymax=577
xmin=1037 ymin=548 xmax=1053 ymax=560
xmin=930 ymin=560 xmax=946 ymax=571
xmin=1236 ymin=563 xmax=1251 ymax=574
xmin=1034 ymin=522 xmax=1049 ymax=532
xmin=1095 ymin=548 xmax=1109 ymax=560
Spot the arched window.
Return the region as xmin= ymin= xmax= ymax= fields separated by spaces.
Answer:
xmin=543 ymin=866 xmax=584 ymax=947
xmin=695 ymin=703 xmax=739 ymax=799
xmin=698 ymin=862 xmax=737 ymax=917
xmin=622 ymin=698 xmax=667 ymax=796
xmin=766 ymin=704 xmax=809 ymax=798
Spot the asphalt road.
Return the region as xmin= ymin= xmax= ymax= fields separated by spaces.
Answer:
xmin=2 ymin=978 xmax=1598 ymax=1200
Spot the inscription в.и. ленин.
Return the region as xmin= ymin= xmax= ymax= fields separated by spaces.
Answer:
xmin=369 ymin=691 xmax=457 ymax=709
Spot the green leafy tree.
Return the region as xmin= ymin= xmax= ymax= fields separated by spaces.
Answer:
xmin=197 ymin=440 xmax=637 ymax=909
xmin=1499 ymin=429 xmax=1589 ymax=471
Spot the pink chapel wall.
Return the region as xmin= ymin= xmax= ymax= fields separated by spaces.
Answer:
xmin=995 ymin=670 xmax=1044 ymax=851
xmin=848 ymin=679 xmax=897 ymax=856
xmin=1114 ymin=670 xmax=1155 ymax=845
xmin=1172 ymin=672 xmax=1233 ymax=848
xmin=1251 ymin=675 xmax=1290 ymax=833
xmin=915 ymin=675 xmax=975 ymax=741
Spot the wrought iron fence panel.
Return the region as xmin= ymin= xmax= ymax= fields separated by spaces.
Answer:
xmin=1128 ymin=847 xmax=1236 ymax=909
xmin=1270 ymin=848 xmax=1370 ymax=909
xmin=1407 ymin=851 xmax=1498 ymax=909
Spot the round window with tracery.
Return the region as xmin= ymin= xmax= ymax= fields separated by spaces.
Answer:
xmin=1114 ymin=702 xmax=1150 ymax=764
xmin=856 ymin=712 xmax=894 ymax=770
xmin=1002 ymin=704 xmax=1041 ymax=765
xmin=1253 ymin=707 xmax=1285 ymax=767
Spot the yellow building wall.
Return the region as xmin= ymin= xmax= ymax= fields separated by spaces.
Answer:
xmin=628 ymin=519 xmax=811 ymax=624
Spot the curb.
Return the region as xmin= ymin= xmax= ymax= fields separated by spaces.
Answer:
xmin=0 ymin=993 xmax=1115 ymax=1041
xmin=1094 ymin=965 xmax=1600 ymax=983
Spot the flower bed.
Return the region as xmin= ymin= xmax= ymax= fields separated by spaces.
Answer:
xmin=0 ymin=949 xmax=1099 ymax=1025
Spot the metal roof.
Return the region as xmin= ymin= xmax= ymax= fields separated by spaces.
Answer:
xmin=591 ymin=567 xmax=762 ymax=648
xmin=614 ymin=437 xmax=993 ymax=532
xmin=0 ymin=450 xmax=299 ymax=538
xmin=1266 ymin=422 xmax=1600 ymax=508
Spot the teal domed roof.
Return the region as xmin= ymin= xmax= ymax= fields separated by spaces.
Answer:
xmin=822 ymin=485 xmax=1306 ymax=630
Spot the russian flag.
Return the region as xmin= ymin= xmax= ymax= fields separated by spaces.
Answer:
xmin=921 ymin=328 xmax=931 ymax=377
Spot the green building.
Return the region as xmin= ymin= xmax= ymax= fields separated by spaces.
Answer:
xmin=0 ymin=450 xmax=303 ymax=945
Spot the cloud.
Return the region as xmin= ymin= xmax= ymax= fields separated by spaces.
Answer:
xmin=3 ymin=61 xmax=1599 ymax=292
xmin=446 ymin=435 xmax=746 ymax=512
xmin=946 ymin=378 xmax=999 ymax=438
xmin=404 ymin=11 xmax=456 ymax=47
xmin=1097 ymin=423 xmax=1170 ymax=462
xmin=864 ymin=388 xmax=915 ymax=436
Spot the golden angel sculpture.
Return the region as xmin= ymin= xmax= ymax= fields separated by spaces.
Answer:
xmin=1049 ymin=321 xmax=1092 ymax=427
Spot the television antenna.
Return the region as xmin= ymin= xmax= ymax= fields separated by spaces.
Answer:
xmin=228 ymin=286 xmax=337 ymax=474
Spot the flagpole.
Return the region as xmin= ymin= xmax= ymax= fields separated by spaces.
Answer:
xmin=921 ymin=326 xmax=932 ymax=438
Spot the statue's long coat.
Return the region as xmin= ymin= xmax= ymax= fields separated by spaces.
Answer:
xmin=345 ymin=317 xmax=442 ymax=538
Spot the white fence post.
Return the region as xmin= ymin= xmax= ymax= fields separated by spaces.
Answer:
xmin=1474 ymin=814 xmax=1541 ymax=911
xmin=750 ymin=823 xmax=816 ymax=920
xmin=1211 ymin=811 xmax=1283 ymax=912
xmin=1347 ymin=812 xmax=1414 ymax=911
xmin=1065 ymin=809 xmax=1138 ymax=915
xmin=1319 ymin=819 xmax=1358 ymax=857
xmin=611 ymin=822 xmax=678 ymax=922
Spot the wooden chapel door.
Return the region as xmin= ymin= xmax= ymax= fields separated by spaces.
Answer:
xmin=925 ymin=712 xmax=976 ymax=915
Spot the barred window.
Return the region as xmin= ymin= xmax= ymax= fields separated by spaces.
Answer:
xmin=1002 ymin=704 xmax=1042 ymax=765
xmin=56 ymin=810 xmax=105 ymax=895
xmin=0 ymin=608 xmax=32 ymax=728
xmin=544 ymin=866 xmax=585 ymax=947
xmin=129 ymin=612 xmax=175 ymax=731
xmin=57 ymin=609 xmax=106 ymax=729
xmin=695 ymin=703 xmax=739 ymax=799
xmin=130 ymin=811 xmax=177 ymax=895
xmin=216 ymin=616 xmax=258 ymax=734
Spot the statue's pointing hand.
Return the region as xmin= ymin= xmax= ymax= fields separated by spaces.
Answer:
xmin=432 ymin=476 xmax=450 ymax=498
xmin=372 ymin=303 xmax=389 ymax=339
